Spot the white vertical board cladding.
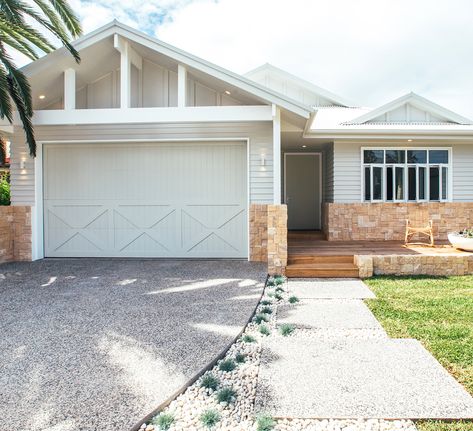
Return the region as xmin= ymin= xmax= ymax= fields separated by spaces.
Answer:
xmin=43 ymin=142 xmax=247 ymax=257
xmin=332 ymin=141 xmax=473 ymax=202
xmin=10 ymin=122 xmax=273 ymax=206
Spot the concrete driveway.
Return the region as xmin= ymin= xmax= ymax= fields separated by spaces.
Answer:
xmin=0 ymin=259 xmax=265 ymax=431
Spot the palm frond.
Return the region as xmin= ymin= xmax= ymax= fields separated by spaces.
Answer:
xmin=0 ymin=65 xmax=13 ymax=122
xmin=0 ymin=136 xmax=6 ymax=164
xmin=45 ymin=0 xmax=81 ymax=37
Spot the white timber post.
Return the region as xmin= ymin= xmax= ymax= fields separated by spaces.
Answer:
xmin=120 ymin=41 xmax=130 ymax=108
xmin=64 ymin=68 xmax=76 ymax=110
xmin=272 ymin=104 xmax=282 ymax=204
xmin=177 ymin=64 xmax=187 ymax=107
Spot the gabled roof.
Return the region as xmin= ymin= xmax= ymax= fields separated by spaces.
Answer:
xmin=22 ymin=21 xmax=313 ymax=119
xmin=347 ymin=92 xmax=472 ymax=125
xmin=245 ymin=63 xmax=355 ymax=108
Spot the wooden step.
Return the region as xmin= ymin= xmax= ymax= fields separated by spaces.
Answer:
xmin=285 ymin=262 xmax=360 ymax=278
xmin=288 ymin=255 xmax=354 ymax=265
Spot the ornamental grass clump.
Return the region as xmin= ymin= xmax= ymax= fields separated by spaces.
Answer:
xmin=151 ymin=413 xmax=174 ymax=430
xmin=242 ymin=334 xmax=256 ymax=343
xmin=218 ymin=359 xmax=236 ymax=372
xmin=235 ymin=353 xmax=246 ymax=363
xmin=259 ymin=324 xmax=270 ymax=336
xmin=275 ymin=293 xmax=283 ymax=301
xmin=275 ymin=286 xmax=285 ymax=293
xmin=216 ymin=386 xmax=237 ymax=404
xmin=256 ymin=414 xmax=276 ymax=431
xmin=254 ymin=313 xmax=269 ymax=324
xmin=261 ymin=299 xmax=272 ymax=306
xmin=200 ymin=373 xmax=219 ymax=390
xmin=274 ymin=276 xmax=286 ymax=285
xmin=279 ymin=323 xmax=295 ymax=336
xmin=260 ymin=306 xmax=273 ymax=314
xmin=200 ymin=409 xmax=220 ymax=429
xmin=289 ymin=295 xmax=300 ymax=304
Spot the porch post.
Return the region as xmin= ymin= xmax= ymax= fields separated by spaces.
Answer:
xmin=64 ymin=68 xmax=75 ymax=111
xmin=177 ymin=64 xmax=187 ymax=108
xmin=272 ymin=104 xmax=281 ymax=204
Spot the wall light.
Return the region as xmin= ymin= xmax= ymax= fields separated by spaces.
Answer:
xmin=261 ymin=154 xmax=266 ymax=166
xmin=20 ymin=158 xmax=26 ymax=169
xmin=302 ymin=145 xmax=307 ymax=148
xmin=38 ymin=94 xmax=46 ymax=100
xmin=407 ymin=139 xmax=413 ymax=142
xmin=224 ymin=90 xmax=231 ymax=95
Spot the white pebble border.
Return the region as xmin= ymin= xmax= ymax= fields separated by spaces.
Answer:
xmin=139 ymin=278 xmax=417 ymax=431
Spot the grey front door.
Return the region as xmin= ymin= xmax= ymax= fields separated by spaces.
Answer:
xmin=284 ymin=153 xmax=321 ymax=230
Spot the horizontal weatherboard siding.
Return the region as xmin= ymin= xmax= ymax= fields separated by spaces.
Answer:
xmin=333 ymin=141 xmax=473 ymax=203
xmin=10 ymin=122 xmax=273 ymax=206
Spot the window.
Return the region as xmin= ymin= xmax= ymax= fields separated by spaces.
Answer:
xmin=362 ymin=148 xmax=450 ymax=202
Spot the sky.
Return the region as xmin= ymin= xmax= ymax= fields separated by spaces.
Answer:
xmin=20 ymin=0 xmax=473 ymax=117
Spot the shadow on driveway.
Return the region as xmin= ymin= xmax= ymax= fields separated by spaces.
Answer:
xmin=0 ymin=259 xmax=266 ymax=431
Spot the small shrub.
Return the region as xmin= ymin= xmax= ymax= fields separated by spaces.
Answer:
xmin=219 ymin=359 xmax=236 ymax=372
xmin=274 ymin=276 xmax=286 ymax=285
xmin=261 ymin=299 xmax=272 ymax=306
xmin=266 ymin=278 xmax=275 ymax=287
xmin=275 ymin=293 xmax=283 ymax=301
xmin=216 ymin=386 xmax=237 ymax=404
xmin=256 ymin=414 xmax=276 ymax=431
xmin=200 ymin=409 xmax=220 ymax=428
xmin=200 ymin=373 xmax=219 ymax=390
xmin=235 ymin=353 xmax=246 ymax=363
xmin=289 ymin=295 xmax=299 ymax=304
xmin=259 ymin=324 xmax=270 ymax=336
xmin=0 ymin=174 xmax=10 ymax=206
xmin=242 ymin=334 xmax=256 ymax=343
xmin=151 ymin=413 xmax=174 ymax=430
xmin=254 ymin=313 xmax=269 ymax=324
xmin=279 ymin=323 xmax=295 ymax=336
xmin=267 ymin=292 xmax=275 ymax=298
xmin=275 ymin=286 xmax=284 ymax=293
xmin=260 ymin=306 xmax=273 ymax=314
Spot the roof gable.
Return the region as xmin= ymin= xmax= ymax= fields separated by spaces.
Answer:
xmin=22 ymin=21 xmax=313 ymax=119
xmin=347 ymin=92 xmax=472 ymax=125
xmin=245 ymin=63 xmax=354 ymax=108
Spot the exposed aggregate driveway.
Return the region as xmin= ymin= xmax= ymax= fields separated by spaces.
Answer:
xmin=0 ymin=259 xmax=266 ymax=431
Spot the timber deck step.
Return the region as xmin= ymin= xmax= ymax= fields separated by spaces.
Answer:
xmin=285 ymin=255 xmax=360 ymax=278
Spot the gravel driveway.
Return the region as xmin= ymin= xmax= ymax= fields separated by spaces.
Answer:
xmin=0 ymin=259 xmax=266 ymax=431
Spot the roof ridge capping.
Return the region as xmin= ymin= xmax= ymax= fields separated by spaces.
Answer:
xmin=22 ymin=20 xmax=314 ymax=119
xmin=346 ymin=92 xmax=472 ymax=125
xmin=245 ymin=62 xmax=357 ymax=108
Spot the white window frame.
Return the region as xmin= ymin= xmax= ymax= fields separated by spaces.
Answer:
xmin=361 ymin=147 xmax=452 ymax=203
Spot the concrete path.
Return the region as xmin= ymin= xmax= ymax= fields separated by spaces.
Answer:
xmin=0 ymin=259 xmax=266 ymax=431
xmin=255 ymin=278 xmax=473 ymax=419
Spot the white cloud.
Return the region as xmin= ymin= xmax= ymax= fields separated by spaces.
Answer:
xmin=152 ymin=0 xmax=473 ymax=118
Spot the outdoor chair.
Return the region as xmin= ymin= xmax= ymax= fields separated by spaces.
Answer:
xmin=405 ymin=219 xmax=434 ymax=247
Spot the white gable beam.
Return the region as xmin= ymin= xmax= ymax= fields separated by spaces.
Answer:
xmin=113 ymin=34 xmax=142 ymax=69
xmin=64 ymin=68 xmax=76 ymax=110
xmin=177 ymin=64 xmax=187 ymax=107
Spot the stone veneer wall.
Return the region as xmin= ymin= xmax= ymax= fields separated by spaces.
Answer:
xmin=267 ymin=204 xmax=288 ymax=276
xmin=249 ymin=203 xmax=288 ymax=275
xmin=324 ymin=202 xmax=473 ymax=241
xmin=0 ymin=206 xmax=32 ymax=263
xmin=355 ymin=254 xmax=473 ymax=278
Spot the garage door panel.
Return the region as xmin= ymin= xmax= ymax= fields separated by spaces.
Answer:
xmin=44 ymin=142 xmax=248 ymax=258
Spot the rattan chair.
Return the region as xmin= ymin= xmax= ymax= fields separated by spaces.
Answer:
xmin=405 ymin=219 xmax=434 ymax=247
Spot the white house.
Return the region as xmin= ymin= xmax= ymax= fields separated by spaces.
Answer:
xmin=4 ymin=21 xmax=473 ymax=275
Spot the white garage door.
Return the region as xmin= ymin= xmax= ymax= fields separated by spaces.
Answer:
xmin=43 ymin=142 xmax=248 ymax=258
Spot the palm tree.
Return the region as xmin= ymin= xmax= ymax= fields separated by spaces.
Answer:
xmin=0 ymin=0 xmax=82 ymax=159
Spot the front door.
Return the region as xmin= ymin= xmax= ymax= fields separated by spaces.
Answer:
xmin=284 ymin=153 xmax=321 ymax=230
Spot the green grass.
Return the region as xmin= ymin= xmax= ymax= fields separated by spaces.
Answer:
xmin=256 ymin=414 xmax=276 ymax=431
xmin=200 ymin=409 xmax=220 ymax=428
xmin=242 ymin=334 xmax=256 ymax=343
xmin=235 ymin=353 xmax=246 ymax=363
xmin=365 ymin=275 xmax=473 ymax=431
xmin=216 ymin=386 xmax=237 ymax=404
xmin=279 ymin=323 xmax=295 ymax=336
xmin=259 ymin=324 xmax=271 ymax=336
xmin=254 ymin=313 xmax=269 ymax=324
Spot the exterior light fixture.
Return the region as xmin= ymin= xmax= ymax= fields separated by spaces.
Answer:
xmin=302 ymin=145 xmax=307 ymax=148
xmin=261 ymin=154 xmax=266 ymax=166
xmin=20 ymin=159 xmax=26 ymax=169
xmin=224 ymin=90 xmax=231 ymax=95
xmin=39 ymin=95 xmax=46 ymax=99
xmin=407 ymin=139 xmax=413 ymax=142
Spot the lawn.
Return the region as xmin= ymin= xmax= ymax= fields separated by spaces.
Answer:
xmin=365 ymin=275 xmax=473 ymax=431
